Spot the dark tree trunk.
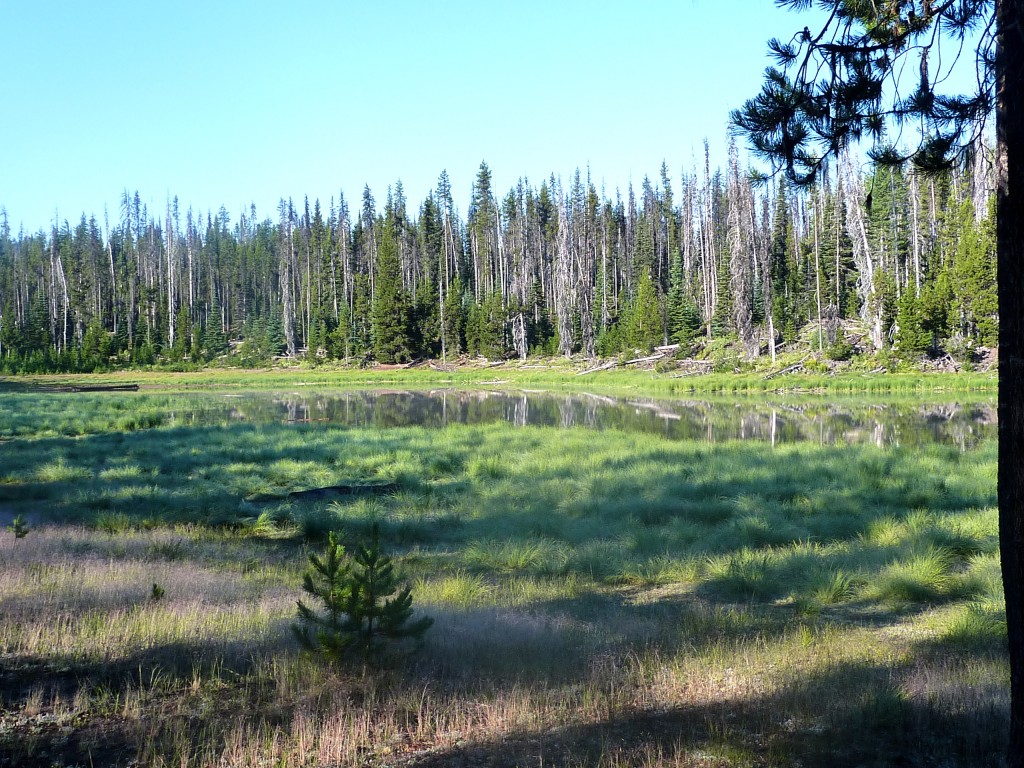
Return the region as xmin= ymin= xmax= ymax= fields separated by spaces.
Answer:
xmin=997 ymin=1 xmax=1024 ymax=764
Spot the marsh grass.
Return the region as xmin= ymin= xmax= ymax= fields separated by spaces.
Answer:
xmin=0 ymin=389 xmax=1008 ymax=766
xmin=0 ymin=365 xmax=997 ymax=399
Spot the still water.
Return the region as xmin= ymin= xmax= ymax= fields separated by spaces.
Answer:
xmin=164 ymin=389 xmax=994 ymax=449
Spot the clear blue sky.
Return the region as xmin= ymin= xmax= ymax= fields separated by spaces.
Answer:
xmin=0 ymin=2 xmax=853 ymax=232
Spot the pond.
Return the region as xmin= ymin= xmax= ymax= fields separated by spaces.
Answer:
xmin=158 ymin=388 xmax=994 ymax=449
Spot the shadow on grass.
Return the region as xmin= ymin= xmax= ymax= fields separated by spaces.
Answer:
xmin=403 ymin=640 xmax=1008 ymax=767
xmin=0 ymin=423 xmax=998 ymax=604
xmin=0 ymin=612 xmax=301 ymax=765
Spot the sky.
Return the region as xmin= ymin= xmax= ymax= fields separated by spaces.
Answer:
xmin=0 ymin=1 xmax=978 ymax=234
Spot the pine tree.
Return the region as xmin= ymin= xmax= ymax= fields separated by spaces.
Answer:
xmin=442 ymin=276 xmax=466 ymax=356
xmin=371 ymin=220 xmax=413 ymax=363
xmin=919 ymin=266 xmax=954 ymax=348
xmin=201 ymin=302 xmax=229 ymax=361
xmin=952 ymin=199 xmax=998 ymax=347
xmin=170 ymin=304 xmax=191 ymax=361
xmin=81 ymin=316 xmax=111 ymax=370
xmin=414 ymin=274 xmax=440 ymax=357
xmin=293 ymin=532 xmax=355 ymax=662
xmin=343 ymin=525 xmax=433 ymax=662
xmin=894 ymin=287 xmax=930 ymax=357
xmin=293 ymin=528 xmax=432 ymax=664
xmin=626 ymin=269 xmax=663 ymax=352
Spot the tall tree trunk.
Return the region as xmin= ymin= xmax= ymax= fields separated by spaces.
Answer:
xmin=997 ymin=2 xmax=1024 ymax=764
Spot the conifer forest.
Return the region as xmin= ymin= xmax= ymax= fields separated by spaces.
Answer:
xmin=0 ymin=142 xmax=998 ymax=373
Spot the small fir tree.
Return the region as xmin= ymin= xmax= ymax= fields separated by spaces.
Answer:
xmin=293 ymin=532 xmax=355 ymax=662
xmin=344 ymin=525 xmax=433 ymax=661
xmin=294 ymin=528 xmax=432 ymax=664
xmin=7 ymin=514 xmax=29 ymax=539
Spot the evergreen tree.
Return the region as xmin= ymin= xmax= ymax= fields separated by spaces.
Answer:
xmin=370 ymin=220 xmax=413 ymax=363
xmin=342 ymin=525 xmax=433 ymax=662
xmin=952 ymin=199 xmax=998 ymax=347
xmin=294 ymin=528 xmax=432 ymax=664
xmin=81 ymin=316 xmax=111 ymax=369
xmin=626 ymin=269 xmax=663 ymax=351
xmin=442 ymin=276 xmax=466 ymax=357
xmin=919 ymin=266 xmax=954 ymax=348
xmin=293 ymin=532 xmax=353 ymax=662
xmin=414 ymin=273 xmax=440 ymax=357
xmin=201 ymin=302 xmax=229 ymax=361
xmin=170 ymin=304 xmax=191 ymax=361
xmin=894 ymin=287 xmax=930 ymax=357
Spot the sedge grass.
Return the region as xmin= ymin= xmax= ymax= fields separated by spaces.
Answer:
xmin=0 ymin=388 xmax=1008 ymax=766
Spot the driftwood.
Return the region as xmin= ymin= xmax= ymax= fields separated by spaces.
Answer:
xmin=654 ymin=344 xmax=680 ymax=354
xmin=40 ymin=383 xmax=139 ymax=393
xmin=249 ymin=481 xmax=399 ymax=504
xmin=763 ymin=356 xmax=809 ymax=380
xmin=623 ymin=353 xmax=665 ymax=365
xmin=576 ymin=360 xmax=618 ymax=376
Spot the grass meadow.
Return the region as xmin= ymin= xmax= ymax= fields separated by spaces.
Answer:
xmin=0 ymin=388 xmax=1007 ymax=766
xmin=2 ymin=359 xmax=997 ymax=398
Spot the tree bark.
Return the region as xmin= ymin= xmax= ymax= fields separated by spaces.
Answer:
xmin=998 ymin=2 xmax=1024 ymax=764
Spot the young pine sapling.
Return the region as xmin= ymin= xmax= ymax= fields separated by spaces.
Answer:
xmin=294 ymin=527 xmax=433 ymax=664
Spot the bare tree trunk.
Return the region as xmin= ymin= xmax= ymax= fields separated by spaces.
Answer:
xmin=279 ymin=201 xmax=297 ymax=357
xmin=165 ymin=205 xmax=176 ymax=349
xmin=841 ymin=153 xmax=879 ymax=347
xmin=50 ymin=236 xmax=70 ymax=352
xmin=727 ymin=141 xmax=755 ymax=356
xmin=555 ymin=194 xmax=575 ymax=357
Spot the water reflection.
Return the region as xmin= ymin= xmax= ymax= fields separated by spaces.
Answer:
xmin=166 ymin=389 xmax=995 ymax=449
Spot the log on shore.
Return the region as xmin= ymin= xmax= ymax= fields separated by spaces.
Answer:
xmin=623 ymin=353 xmax=665 ymax=365
xmin=576 ymin=360 xmax=619 ymax=376
xmin=39 ymin=383 xmax=140 ymax=393
xmin=248 ymin=482 xmax=400 ymax=504
xmin=763 ymin=356 xmax=809 ymax=380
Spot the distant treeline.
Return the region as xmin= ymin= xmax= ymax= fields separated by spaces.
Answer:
xmin=0 ymin=141 xmax=997 ymax=373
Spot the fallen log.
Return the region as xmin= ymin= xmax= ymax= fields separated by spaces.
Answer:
xmin=763 ymin=356 xmax=809 ymax=380
xmin=248 ymin=481 xmax=400 ymax=504
xmin=576 ymin=360 xmax=618 ymax=376
xmin=39 ymin=383 xmax=140 ymax=393
xmin=623 ymin=353 xmax=665 ymax=365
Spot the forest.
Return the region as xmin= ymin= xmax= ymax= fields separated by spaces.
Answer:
xmin=0 ymin=140 xmax=998 ymax=374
